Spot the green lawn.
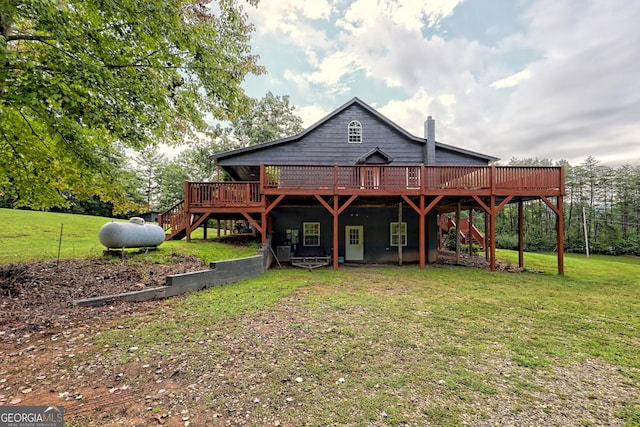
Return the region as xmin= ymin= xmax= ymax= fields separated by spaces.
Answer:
xmin=2 ymin=209 xmax=639 ymax=425
xmin=0 ymin=208 xmax=257 ymax=264
xmin=91 ymin=252 xmax=639 ymax=426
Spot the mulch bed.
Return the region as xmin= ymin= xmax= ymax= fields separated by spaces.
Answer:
xmin=0 ymin=254 xmax=205 ymax=342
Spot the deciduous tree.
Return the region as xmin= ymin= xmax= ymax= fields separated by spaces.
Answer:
xmin=0 ymin=0 xmax=264 ymax=210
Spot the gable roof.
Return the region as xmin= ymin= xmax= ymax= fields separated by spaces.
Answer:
xmin=356 ymin=147 xmax=394 ymax=164
xmin=210 ymin=97 xmax=497 ymax=163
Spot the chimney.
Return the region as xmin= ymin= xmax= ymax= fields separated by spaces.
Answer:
xmin=424 ymin=116 xmax=436 ymax=165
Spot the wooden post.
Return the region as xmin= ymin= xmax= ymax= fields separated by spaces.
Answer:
xmin=518 ymin=199 xmax=524 ymax=268
xmin=333 ymin=196 xmax=339 ymax=270
xmin=419 ymin=196 xmax=425 ymax=270
xmin=468 ymin=208 xmax=474 ymax=257
xmin=484 ymin=211 xmax=490 ymax=262
xmin=184 ymin=181 xmax=191 ymax=242
xmin=557 ymin=196 xmax=564 ymax=275
xmin=489 ymin=196 xmax=496 ymax=272
xmin=420 ymin=164 xmax=426 ymax=270
xmin=455 ymin=201 xmax=461 ymax=264
xmin=398 ymin=202 xmax=403 ymax=266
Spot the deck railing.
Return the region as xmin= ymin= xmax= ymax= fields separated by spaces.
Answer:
xmin=158 ymin=199 xmax=188 ymax=235
xmin=494 ymin=166 xmax=564 ymax=191
xmin=264 ymin=164 xmax=563 ymax=192
xmin=178 ymin=165 xmax=563 ymax=209
xmin=187 ymin=181 xmax=262 ymax=207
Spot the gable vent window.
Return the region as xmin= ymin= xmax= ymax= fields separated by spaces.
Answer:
xmin=348 ymin=120 xmax=362 ymax=143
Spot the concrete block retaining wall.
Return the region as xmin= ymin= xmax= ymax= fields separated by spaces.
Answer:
xmin=74 ymin=240 xmax=273 ymax=307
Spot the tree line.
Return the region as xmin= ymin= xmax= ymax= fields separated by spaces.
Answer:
xmin=495 ymin=157 xmax=640 ymax=256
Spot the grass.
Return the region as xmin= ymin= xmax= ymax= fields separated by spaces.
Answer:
xmin=92 ymin=255 xmax=640 ymax=426
xmin=2 ymin=209 xmax=639 ymax=425
xmin=0 ymin=208 xmax=258 ymax=264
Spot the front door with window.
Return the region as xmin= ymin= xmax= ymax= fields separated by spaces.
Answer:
xmin=345 ymin=225 xmax=364 ymax=261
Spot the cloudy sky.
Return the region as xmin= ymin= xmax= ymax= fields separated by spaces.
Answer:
xmin=238 ymin=0 xmax=640 ymax=166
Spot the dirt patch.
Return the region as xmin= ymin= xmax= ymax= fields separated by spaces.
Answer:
xmin=0 ymin=254 xmax=205 ymax=339
xmin=0 ymin=254 xmax=207 ymax=426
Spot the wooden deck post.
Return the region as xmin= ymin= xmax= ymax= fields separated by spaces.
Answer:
xmin=558 ymin=166 xmax=565 ymax=275
xmin=485 ymin=210 xmax=490 ymax=262
xmin=333 ymin=196 xmax=339 ymax=270
xmin=184 ymin=181 xmax=191 ymax=242
xmin=489 ymin=195 xmax=496 ymax=272
xmin=518 ymin=199 xmax=524 ymax=268
xmin=398 ymin=202 xmax=403 ymax=266
xmin=419 ymin=164 xmax=426 ymax=270
xmin=488 ymin=165 xmax=496 ymax=271
xmin=468 ymin=208 xmax=474 ymax=257
xmin=419 ymin=196 xmax=425 ymax=270
xmin=455 ymin=202 xmax=461 ymax=265
xmin=557 ymin=196 xmax=564 ymax=275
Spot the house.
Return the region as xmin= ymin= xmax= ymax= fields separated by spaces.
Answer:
xmin=160 ymin=98 xmax=565 ymax=273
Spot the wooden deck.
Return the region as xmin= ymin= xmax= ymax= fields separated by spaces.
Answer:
xmin=170 ymin=165 xmax=562 ymax=208
xmin=159 ymin=164 xmax=565 ymax=274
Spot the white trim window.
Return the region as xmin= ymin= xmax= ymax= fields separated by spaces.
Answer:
xmin=348 ymin=120 xmax=362 ymax=143
xmin=303 ymin=222 xmax=320 ymax=246
xmin=390 ymin=222 xmax=407 ymax=246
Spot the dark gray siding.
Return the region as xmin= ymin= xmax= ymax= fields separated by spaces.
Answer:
xmin=435 ymin=146 xmax=490 ymax=166
xmin=217 ymin=104 xmax=427 ymax=166
xmin=270 ymin=205 xmax=438 ymax=264
xmin=217 ymin=103 xmax=493 ymax=168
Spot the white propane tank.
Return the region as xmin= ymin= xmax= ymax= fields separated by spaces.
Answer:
xmin=98 ymin=217 xmax=165 ymax=249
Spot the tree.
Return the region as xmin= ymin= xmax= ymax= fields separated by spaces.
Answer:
xmin=0 ymin=0 xmax=264 ymax=210
xmin=176 ymin=126 xmax=238 ymax=182
xmin=134 ymin=147 xmax=166 ymax=212
xmin=155 ymin=161 xmax=190 ymax=211
xmin=231 ymin=92 xmax=304 ymax=146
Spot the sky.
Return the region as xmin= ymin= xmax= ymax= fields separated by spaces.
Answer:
xmin=235 ymin=0 xmax=640 ymax=167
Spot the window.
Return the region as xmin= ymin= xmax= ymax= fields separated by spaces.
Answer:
xmin=303 ymin=222 xmax=320 ymax=246
xmin=348 ymin=120 xmax=362 ymax=143
xmin=348 ymin=227 xmax=360 ymax=245
xmin=390 ymin=222 xmax=407 ymax=246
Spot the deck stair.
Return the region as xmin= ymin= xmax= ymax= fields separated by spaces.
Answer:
xmin=438 ymin=215 xmax=486 ymax=250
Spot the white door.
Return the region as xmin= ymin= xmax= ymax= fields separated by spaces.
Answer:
xmin=345 ymin=225 xmax=364 ymax=261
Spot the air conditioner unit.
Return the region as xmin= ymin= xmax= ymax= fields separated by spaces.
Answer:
xmin=276 ymin=245 xmax=291 ymax=262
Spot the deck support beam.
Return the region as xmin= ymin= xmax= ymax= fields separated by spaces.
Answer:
xmin=540 ymin=195 xmax=565 ymax=275
xmin=518 ymin=199 xmax=524 ymax=268
xmin=314 ymin=195 xmax=358 ymax=270
xmin=333 ymin=197 xmax=339 ymax=270
xmin=472 ymin=195 xmax=514 ymax=272
xmin=489 ymin=196 xmax=496 ymax=271
xmin=403 ymin=195 xmax=443 ymax=270
xmin=398 ymin=202 xmax=403 ymax=266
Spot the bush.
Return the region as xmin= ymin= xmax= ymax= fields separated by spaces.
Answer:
xmin=496 ymin=232 xmax=519 ymax=250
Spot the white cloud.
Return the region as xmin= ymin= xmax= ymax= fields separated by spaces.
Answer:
xmin=490 ymin=69 xmax=531 ymax=89
xmin=296 ymin=104 xmax=331 ymax=128
xmin=483 ymin=0 xmax=640 ymax=164
xmin=299 ymin=0 xmax=333 ymax=20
